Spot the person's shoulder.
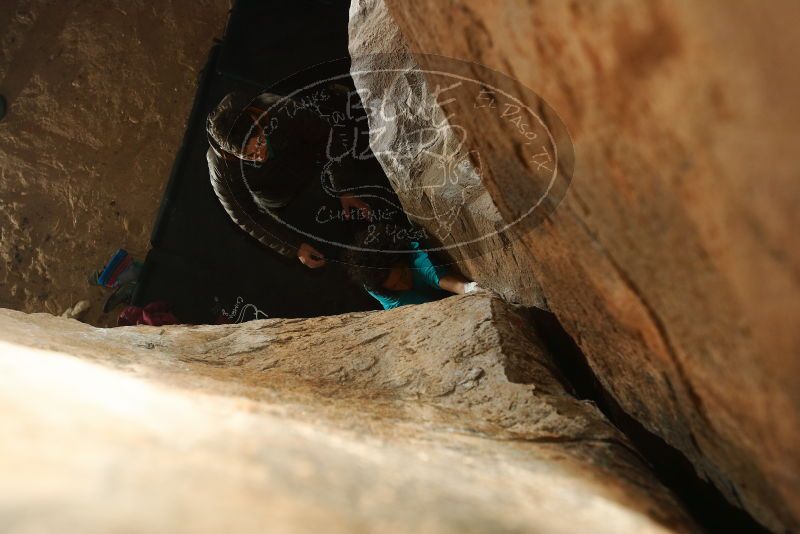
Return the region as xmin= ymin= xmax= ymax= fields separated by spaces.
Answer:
xmin=410 ymin=241 xmax=433 ymax=264
xmin=206 ymin=146 xmax=218 ymax=163
xmin=206 ymin=147 xmax=225 ymax=178
xmin=206 ymin=147 xmax=238 ymax=194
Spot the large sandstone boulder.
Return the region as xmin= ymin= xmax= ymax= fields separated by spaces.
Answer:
xmin=0 ymin=295 xmax=696 ymax=532
xmin=348 ymin=1 xmax=549 ymax=308
xmin=349 ymin=0 xmax=800 ymax=530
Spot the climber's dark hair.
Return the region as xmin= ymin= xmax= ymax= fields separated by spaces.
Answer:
xmin=346 ymin=261 xmax=394 ymax=292
xmin=206 ymin=91 xmax=260 ymax=159
xmin=344 ymin=224 xmax=413 ymax=291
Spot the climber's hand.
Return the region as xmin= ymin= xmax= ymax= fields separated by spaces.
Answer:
xmin=340 ymin=194 xmax=372 ymax=221
xmin=464 ymin=281 xmax=480 ymax=294
xmin=297 ymin=243 xmax=326 ymax=268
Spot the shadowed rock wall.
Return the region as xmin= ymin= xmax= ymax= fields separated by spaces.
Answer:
xmin=349 ymin=0 xmax=800 ymax=530
xmin=0 ymin=0 xmax=231 ymax=326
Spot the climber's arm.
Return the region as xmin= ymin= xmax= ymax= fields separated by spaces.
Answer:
xmin=438 ymin=273 xmax=469 ymax=295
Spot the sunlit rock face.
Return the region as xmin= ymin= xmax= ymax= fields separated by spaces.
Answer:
xmin=0 ymin=295 xmax=696 ymax=533
xmin=353 ymin=0 xmax=800 ymax=530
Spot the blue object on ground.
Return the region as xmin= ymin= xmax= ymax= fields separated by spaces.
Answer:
xmin=97 ymin=249 xmax=130 ymax=287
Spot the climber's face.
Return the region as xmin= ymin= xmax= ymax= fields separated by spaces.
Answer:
xmin=241 ymin=106 xmax=268 ymax=162
xmin=382 ymin=264 xmax=413 ymax=292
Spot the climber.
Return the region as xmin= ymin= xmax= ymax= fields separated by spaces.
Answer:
xmin=206 ymin=90 xmax=373 ymax=269
xmin=344 ymin=223 xmax=479 ymax=310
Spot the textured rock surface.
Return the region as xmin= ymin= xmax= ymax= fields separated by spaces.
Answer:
xmin=351 ymin=0 xmax=800 ymax=530
xmin=348 ymin=2 xmax=547 ymax=309
xmin=0 ymin=295 xmax=696 ymax=533
xmin=0 ymin=0 xmax=230 ymax=326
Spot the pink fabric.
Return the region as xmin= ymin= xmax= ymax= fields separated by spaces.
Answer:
xmin=118 ymin=301 xmax=178 ymax=326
